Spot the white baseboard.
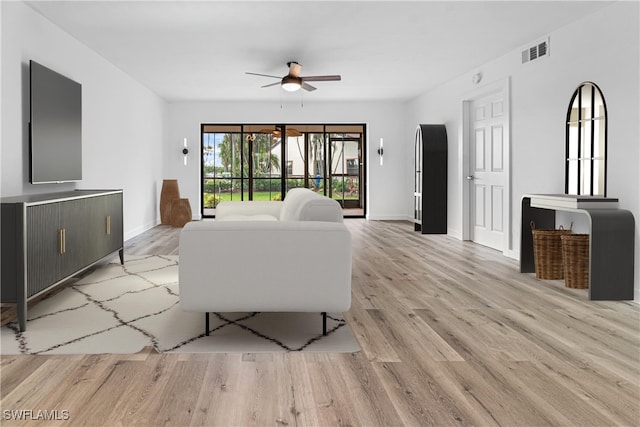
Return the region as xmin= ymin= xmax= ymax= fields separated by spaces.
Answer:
xmin=447 ymin=228 xmax=462 ymax=240
xmin=503 ymin=248 xmax=519 ymax=260
xmin=124 ymin=219 xmax=160 ymax=242
xmin=365 ymin=214 xmax=413 ymax=221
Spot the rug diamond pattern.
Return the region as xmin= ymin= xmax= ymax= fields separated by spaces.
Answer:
xmin=1 ymin=255 xmax=359 ymax=355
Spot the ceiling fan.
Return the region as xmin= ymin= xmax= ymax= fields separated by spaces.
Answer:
xmin=246 ymin=61 xmax=341 ymax=92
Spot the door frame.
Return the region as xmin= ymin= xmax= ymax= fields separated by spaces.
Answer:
xmin=461 ymin=77 xmax=512 ymax=255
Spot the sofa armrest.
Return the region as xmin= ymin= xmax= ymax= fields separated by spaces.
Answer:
xmin=179 ymin=220 xmax=352 ymax=313
xmin=215 ymin=200 xmax=283 ymax=220
xmin=279 ymin=188 xmax=343 ymax=222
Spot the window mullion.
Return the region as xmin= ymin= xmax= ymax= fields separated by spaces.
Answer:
xmin=577 ymin=85 xmax=583 ymax=195
xmin=590 ymin=85 xmax=596 ymax=196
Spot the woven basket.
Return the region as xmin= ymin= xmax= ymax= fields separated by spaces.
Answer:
xmin=561 ymin=234 xmax=589 ymax=289
xmin=531 ymin=221 xmax=573 ymax=280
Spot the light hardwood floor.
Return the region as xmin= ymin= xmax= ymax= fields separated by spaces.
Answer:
xmin=1 ymin=220 xmax=638 ymax=426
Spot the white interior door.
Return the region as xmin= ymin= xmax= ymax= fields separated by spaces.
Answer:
xmin=469 ymin=91 xmax=508 ymax=250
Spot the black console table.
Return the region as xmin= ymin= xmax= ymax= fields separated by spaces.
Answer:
xmin=1 ymin=190 xmax=124 ymax=331
xmin=520 ymin=194 xmax=635 ymax=300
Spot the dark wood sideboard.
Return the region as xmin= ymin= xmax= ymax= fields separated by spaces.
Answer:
xmin=1 ymin=190 xmax=124 ymax=331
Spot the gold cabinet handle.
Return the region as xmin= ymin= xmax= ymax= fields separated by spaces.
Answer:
xmin=59 ymin=228 xmax=66 ymax=254
xmin=106 ymin=215 xmax=111 ymax=235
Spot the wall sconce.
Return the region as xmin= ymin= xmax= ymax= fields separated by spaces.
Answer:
xmin=182 ymin=138 xmax=189 ymax=165
xmin=377 ymin=138 xmax=384 ymax=166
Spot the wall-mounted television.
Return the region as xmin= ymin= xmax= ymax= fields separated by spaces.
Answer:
xmin=29 ymin=60 xmax=82 ymax=184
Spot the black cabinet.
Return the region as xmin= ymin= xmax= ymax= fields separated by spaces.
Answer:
xmin=414 ymin=125 xmax=447 ymax=234
xmin=1 ymin=190 xmax=124 ymax=331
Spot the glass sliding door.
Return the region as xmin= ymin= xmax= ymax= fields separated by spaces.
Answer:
xmin=202 ymin=123 xmax=365 ymax=217
xmin=284 ymin=126 xmax=308 ymax=192
xmin=202 ymin=125 xmax=245 ymax=216
xmin=327 ymin=125 xmax=364 ymax=213
xmin=283 ymin=125 xmax=326 ymax=193
xmin=329 ymin=137 xmax=361 ymax=209
xmin=245 ymin=125 xmax=283 ymax=202
xmin=306 ymin=130 xmax=327 ymax=193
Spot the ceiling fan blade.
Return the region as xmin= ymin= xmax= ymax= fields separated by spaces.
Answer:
xmin=288 ymin=62 xmax=302 ymax=77
xmin=301 ymin=75 xmax=341 ymax=82
xmin=246 ymin=72 xmax=282 ymax=79
xmin=261 ymin=81 xmax=282 ymax=88
xmin=302 ymin=82 xmax=317 ymax=92
xmin=285 ymin=128 xmax=303 ymax=137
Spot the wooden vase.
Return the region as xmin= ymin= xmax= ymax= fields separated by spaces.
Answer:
xmin=160 ymin=179 xmax=180 ymax=225
xmin=170 ymin=198 xmax=192 ymax=228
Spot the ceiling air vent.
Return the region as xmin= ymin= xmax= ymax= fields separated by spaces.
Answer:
xmin=522 ymin=38 xmax=549 ymax=64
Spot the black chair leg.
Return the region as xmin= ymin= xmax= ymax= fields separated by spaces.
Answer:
xmin=205 ymin=312 xmax=210 ymax=336
xmin=322 ymin=312 xmax=327 ymax=336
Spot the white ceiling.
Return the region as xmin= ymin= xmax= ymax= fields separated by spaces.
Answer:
xmin=26 ymin=0 xmax=611 ymax=103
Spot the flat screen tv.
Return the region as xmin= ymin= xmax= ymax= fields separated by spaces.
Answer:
xmin=29 ymin=60 xmax=82 ymax=184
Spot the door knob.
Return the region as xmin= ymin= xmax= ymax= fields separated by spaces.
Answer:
xmin=466 ymin=175 xmax=475 ymax=180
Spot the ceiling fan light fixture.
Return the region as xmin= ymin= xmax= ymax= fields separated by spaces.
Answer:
xmin=281 ymin=75 xmax=302 ymax=92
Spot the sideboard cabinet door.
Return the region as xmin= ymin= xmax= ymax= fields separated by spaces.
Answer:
xmin=26 ymin=203 xmax=61 ymax=297
xmin=104 ymin=192 xmax=124 ymax=256
xmin=60 ymin=198 xmax=91 ymax=279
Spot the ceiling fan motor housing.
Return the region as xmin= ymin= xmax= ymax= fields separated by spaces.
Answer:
xmin=282 ymin=75 xmax=302 ymax=91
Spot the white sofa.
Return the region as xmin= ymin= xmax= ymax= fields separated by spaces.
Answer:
xmin=179 ymin=188 xmax=352 ymax=335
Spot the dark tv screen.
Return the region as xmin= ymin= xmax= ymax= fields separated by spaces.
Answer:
xmin=29 ymin=60 xmax=82 ymax=184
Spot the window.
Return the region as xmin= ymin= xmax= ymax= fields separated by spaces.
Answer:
xmin=201 ymin=124 xmax=366 ymax=217
xmin=565 ymin=82 xmax=607 ymax=196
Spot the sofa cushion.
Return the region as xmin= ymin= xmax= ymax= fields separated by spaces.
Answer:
xmin=215 ymin=200 xmax=282 ymax=220
xmin=279 ymin=188 xmax=343 ymax=222
xmin=216 ymin=214 xmax=278 ymax=222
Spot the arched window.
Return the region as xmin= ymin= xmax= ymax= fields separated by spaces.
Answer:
xmin=565 ymin=82 xmax=607 ymax=196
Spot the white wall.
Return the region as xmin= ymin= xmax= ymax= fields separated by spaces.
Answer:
xmin=405 ymin=2 xmax=640 ymax=298
xmin=166 ymin=100 xmax=406 ymax=220
xmin=1 ymin=1 xmax=168 ymax=239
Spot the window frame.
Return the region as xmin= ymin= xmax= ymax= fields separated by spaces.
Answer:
xmin=200 ymin=123 xmax=366 ymax=218
xmin=565 ymin=81 xmax=608 ymax=196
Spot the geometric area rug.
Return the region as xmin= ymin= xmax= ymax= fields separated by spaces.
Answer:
xmin=0 ymin=255 xmax=360 ymax=355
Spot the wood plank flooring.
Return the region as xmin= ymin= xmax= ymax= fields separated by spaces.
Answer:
xmin=1 ymin=220 xmax=638 ymax=426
